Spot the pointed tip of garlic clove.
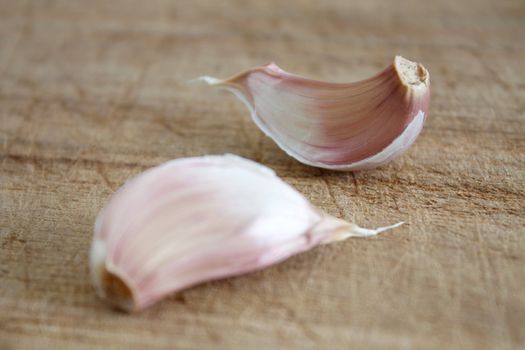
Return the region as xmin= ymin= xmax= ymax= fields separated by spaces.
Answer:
xmin=200 ymin=56 xmax=431 ymax=171
xmin=312 ymin=214 xmax=405 ymax=244
xmin=191 ymin=75 xmax=224 ymax=86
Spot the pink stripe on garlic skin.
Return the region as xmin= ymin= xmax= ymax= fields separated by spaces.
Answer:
xmin=198 ymin=56 xmax=430 ymax=171
xmin=90 ymin=154 xmax=402 ymax=312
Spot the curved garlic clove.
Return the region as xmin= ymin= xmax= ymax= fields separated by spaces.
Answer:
xmin=90 ymin=154 xmax=402 ymax=312
xmin=198 ymin=56 xmax=430 ymax=170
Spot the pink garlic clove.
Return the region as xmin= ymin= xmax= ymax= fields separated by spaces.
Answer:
xmin=90 ymin=154 xmax=402 ymax=312
xmin=198 ymin=56 xmax=430 ymax=170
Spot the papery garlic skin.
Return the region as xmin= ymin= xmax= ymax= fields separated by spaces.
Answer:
xmin=199 ymin=56 xmax=430 ymax=170
xmin=90 ymin=155 xmax=402 ymax=312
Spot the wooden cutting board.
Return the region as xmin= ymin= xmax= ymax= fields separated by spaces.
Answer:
xmin=1 ymin=0 xmax=524 ymax=349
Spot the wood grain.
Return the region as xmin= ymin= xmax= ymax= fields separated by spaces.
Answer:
xmin=1 ymin=0 xmax=524 ymax=349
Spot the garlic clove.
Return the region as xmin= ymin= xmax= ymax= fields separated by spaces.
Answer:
xmin=90 ymin=154 xmax=402 ymax=312
xmin=198 ymin=56 xmax=430 ymax=170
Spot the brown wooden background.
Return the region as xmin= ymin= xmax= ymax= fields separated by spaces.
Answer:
xmin=1 ymin=0 xmax=524 ymax=349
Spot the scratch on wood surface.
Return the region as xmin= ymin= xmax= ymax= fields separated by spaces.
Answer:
xmin=389 ymin=250 xmax=412 ymax=279
xmin=95 ymin=162 xmax=115 ymax=191
xmin=473 ymin=222 xmax=513 ymax=340
xmin=22 ymin=240 xmax=30 ymax=291
xmin=3 ymin=153 xmax=144 ymax=169
xmin=153 ymin=111 xmax=187 ymax=138
xmin=61 ymin=68 xmax=87 ymax=101
xmin=377 ymin=175 xmax=524 ymax=206
xmin=479 ymin=55 xmax=513 ymax=92
xmin=350 ymin=172 xmax=359 ymax=195
xmin=320 ymin=176 xmax=345 ymax=218
xmin=58 ymin=99 xmax=92 ymax=122
xmin=296 ymin=321 xmax=321 ymax=343
xmin=105 ymin=64 xmax=149 ymax=124
xmin=1 ymin=232 xmax=27 ymax=248
xmin=392 ymin=195 xmax=401 ymax=212
xmin=1 ymin=98 xmax=37 ymax=159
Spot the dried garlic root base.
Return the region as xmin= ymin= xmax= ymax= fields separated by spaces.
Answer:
xmin=90 ymin=155 xmax=403 ymax=312
xmin=198 ymin=56 xmax=430 ymax=171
